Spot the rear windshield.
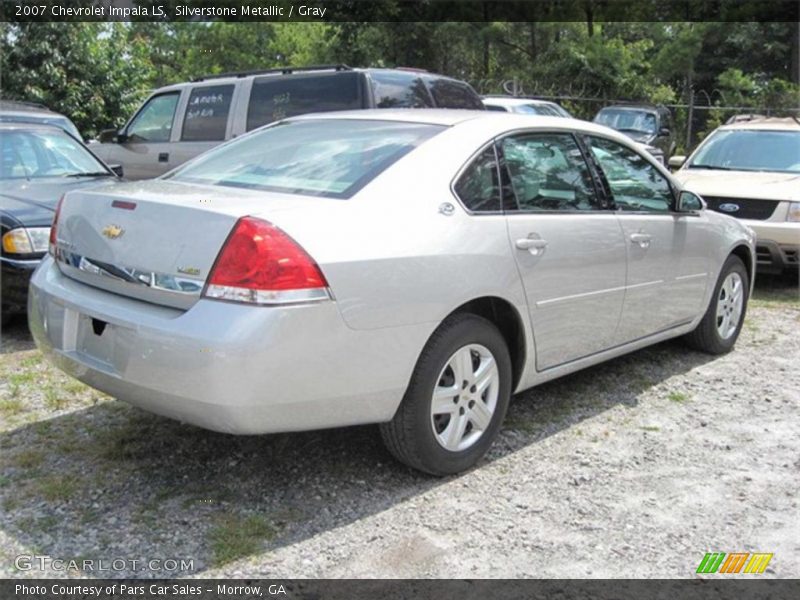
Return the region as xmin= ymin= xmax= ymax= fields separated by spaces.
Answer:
xmin=168 ymin=119 xmax=444 ymax=199
xmin=246 ymin=72 xmax=365 ymax=131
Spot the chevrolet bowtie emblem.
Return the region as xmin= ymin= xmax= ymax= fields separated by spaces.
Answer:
xmin=102 ymin=224 xmax=125 ymax=239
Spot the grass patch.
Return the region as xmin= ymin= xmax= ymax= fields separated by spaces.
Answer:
xmin=640 ymin=425 xmax=661 ymax=432
xmin=8 ymin=372 xmax=36 ymax=387
xmin=668 ymin=391 xmax=689 ymax=404
xmin=20 ymin=354 xmax=43 ymax=368
xmin=35 ymin=475 xmax=79 ymax=502
xmin=209 ymin=513 xmax=277 ymax=566
xmin=0 ymin=397 xmax=25 ymax=416
xmin=43 ymin=385 xmax=68 ymax=411
xmin=750 ymin=279 xmax=800 ymax=309
xmin=15 ymin=449 xmax=45 ymax=469
xmin=64 ymin=380 xmax=88 ymax=395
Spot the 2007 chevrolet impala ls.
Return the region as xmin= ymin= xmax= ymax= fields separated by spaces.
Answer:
xmin=29 ymin=110 xmax=755 ymax=475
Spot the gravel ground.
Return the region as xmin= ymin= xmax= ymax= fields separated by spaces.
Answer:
xmin=0 ymin=275 xmax=798 ymax=579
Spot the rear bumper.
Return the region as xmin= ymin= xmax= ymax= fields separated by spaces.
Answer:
xmin=1 ymin=256 xmax=41 ymax=314
xmin=29 ymin=256 xmax=431 ymax=434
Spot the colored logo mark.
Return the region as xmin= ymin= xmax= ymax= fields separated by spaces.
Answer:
xmin=696 ymin=552 xmax=773 ymax=574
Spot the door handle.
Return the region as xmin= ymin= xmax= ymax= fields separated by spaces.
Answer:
xmin=158 ymin=152 xmax=169 ymax=163
xmin=629 ymin=233 xmax=651 ymax=248
xmin=515 ymin=237 xmax=548 ymax=255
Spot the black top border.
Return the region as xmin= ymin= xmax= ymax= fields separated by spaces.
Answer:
xmin=2 ymin=0 xmax=799 ymax=23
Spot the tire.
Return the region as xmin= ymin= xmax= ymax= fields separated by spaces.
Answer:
xmin=684 ymin=255 xmax=749 ymax=354
xmin=380 ymin=313 xmax=512 ymax=476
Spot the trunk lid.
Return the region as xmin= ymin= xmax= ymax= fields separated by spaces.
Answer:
xmin=53 ymin=180 xmax=335 ymax=310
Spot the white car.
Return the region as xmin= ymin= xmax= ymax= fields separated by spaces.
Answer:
xmin=671 ymin=118 xmax=800 ymax=274
xmin=482 ymin=96 xmax=572 ymax=118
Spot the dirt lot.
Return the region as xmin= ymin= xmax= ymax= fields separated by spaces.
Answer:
xmin=1 ymin=274 xmax=798 ymax=579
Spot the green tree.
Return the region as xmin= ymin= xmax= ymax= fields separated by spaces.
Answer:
xmin=1 ymin=23 xmax=154 ymax=137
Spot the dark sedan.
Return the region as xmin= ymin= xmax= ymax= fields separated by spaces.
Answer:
xmin=1 ymin=123 xmax=120 ymax=324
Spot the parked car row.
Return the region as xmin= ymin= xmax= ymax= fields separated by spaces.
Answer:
xmin=1 ymin=65 xmax=792 ymax=476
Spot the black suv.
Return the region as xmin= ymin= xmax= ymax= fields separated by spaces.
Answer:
xmin=94 ymin=65 xmax=485 ymax=179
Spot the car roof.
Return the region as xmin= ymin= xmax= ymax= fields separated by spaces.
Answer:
xmin=482 ymin=97 xmax=557 ymax=107
xmin=598 ymin=104 xmax=661 ymax=113
xmin=0 ymin=121 xmax=71 ymax=133
xmin=286 ymin=109 xmax=636 ymax=140
xmin=0 ymin=100 xmax=60 ymax=116
xmin=159 ymin=66 xmax=471 ymax=90
xmin=716 ymin=117 xmax=800 ymax=132
xmin=288 ymin=108 xmax=487 ymax=126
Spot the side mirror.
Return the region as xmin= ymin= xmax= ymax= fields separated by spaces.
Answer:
xmin=109 ymin=164 xmax=124 ymax=177
xmin=676 ymin=190 xmax=705 ymax=213
xmin=658 ymin=127 xmax=671 ymax=137
xmin=668 ymin=155 xmax=686 ymax=170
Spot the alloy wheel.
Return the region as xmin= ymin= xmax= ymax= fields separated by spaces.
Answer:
xmin=430 ymin=344 xmax=500 ymax=452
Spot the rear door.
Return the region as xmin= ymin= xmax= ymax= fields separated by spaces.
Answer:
xmin=500 ymin=131 xmax=627 ymax=370
xmin=167 ymin=83 xmax=237 ymax=169
xmin=584 ymin=135 xmax=710 ymax=343
xmin=95 ymin=91 xmax=182 ymax=180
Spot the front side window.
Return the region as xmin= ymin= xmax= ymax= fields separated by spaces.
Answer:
xmin=127 ymin=93 xmax=180 ymax=143
xmin=246 ymin=72 xmax=364 ymax=131
xmin=688 ymin=129 xmax=800 ymax=174
xmin=370 ymin=72 xmax=432 ymax=108
xmin=0 ymin=129 xmax=108 ymax=179
xmin=587 ymin=136 xmax=674 ymax=212
xmin=181 ymin=85 xmax=234 ymax=142
xmin=454 ymin=146 xmax=501 ymax=212
xmin=500 ymin=133 xmax=599 ymax=211
xmin=169 ymin=119 xmax=443 ymax=199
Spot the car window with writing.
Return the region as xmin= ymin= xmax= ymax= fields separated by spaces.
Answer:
xmin=181 ymin=85 xmax=234 ymax=142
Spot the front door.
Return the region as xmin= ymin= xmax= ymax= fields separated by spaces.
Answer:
xmin=584 ymin=135 xmax=710 ymax=343
xmin=95 ymin=91 xmax=181 ymax=180
xmin=499 ymin=132 xmax=627 ymax=371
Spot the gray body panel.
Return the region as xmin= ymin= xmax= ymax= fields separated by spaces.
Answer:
xmin=29 ymin=111 xmax=755 ymax=434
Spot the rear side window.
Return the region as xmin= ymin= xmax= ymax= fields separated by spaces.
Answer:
xmin=181 ymin=85 xmax=234 ymax=142
xmin=484 ymin=105 xmax=509 ymax=112
xmin=170 ymin=119 xmax=444 ymax=199
xmin=501 ymin=133 xmax=600 ymax=211
xmin=427 ymin=79 xmax=484 ymax=110
xmin=246 ymin=72 xmax=364 ymax=131
xmin=370 ymin=72 xmax=433 ymax=108
xmin=454 ymin=146 xmax=501 ymax=212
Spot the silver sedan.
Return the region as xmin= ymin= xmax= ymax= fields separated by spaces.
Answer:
xmin=29 ymin=110 xmax=755 ymax=475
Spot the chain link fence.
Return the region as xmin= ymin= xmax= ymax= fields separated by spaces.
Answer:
xmin=473 ymin=78 xmax=800 ymax=153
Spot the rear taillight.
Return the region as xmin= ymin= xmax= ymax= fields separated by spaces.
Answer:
xmin=48 ymin=194 xmax=65 ymax=257
xmin=203 ymin=217 xmax=329 ymax=305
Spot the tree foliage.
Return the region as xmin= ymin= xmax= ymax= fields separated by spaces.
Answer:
xmin=1 ymin=20 xmax=797 ymax=140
